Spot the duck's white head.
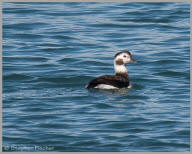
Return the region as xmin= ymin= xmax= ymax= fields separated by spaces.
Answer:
xmin=114 ymin=51 xmax=136 ymax=74
xmin=114 ymin=51 xmax=136 ymax=65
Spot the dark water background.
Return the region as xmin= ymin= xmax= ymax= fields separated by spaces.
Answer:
xmin=3 ymin=2 xmax=190 ymax=152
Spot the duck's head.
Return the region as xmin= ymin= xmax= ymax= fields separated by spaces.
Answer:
xmin=114 ymin=50 xmax=136 ymax=65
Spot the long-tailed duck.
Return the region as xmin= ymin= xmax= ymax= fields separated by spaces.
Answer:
xmin=86 ymin=50 xmax=136 ymax=89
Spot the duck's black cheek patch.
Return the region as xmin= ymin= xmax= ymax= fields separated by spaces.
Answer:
xmin=115 ymin=59 xmax=124 ymax=65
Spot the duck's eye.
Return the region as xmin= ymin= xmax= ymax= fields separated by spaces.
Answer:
xmin=123 ymin=55 xmax=127 ymax=58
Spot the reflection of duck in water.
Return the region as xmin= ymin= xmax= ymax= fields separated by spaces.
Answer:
xmin=86 ymin=51 xmax=136 ymax=89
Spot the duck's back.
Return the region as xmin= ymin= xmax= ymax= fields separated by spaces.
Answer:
xmin=86 ymin=74 xmax=130 ymax=89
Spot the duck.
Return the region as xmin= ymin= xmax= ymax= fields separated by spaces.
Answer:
xmin=85 ymin=50 xmax=136 ymax=89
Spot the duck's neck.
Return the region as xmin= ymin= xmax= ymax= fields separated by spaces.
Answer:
xmin=114 ymin=63 xmax=129 ymax=78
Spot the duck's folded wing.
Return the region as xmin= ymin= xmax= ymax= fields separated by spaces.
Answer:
xmin=86 ymin=75 xmax=129 ymax=89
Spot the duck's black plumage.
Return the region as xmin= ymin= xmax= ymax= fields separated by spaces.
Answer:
xmin=86 ymin=73 xmax=130 ymax=89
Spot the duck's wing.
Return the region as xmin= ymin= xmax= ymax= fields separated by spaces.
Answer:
xmin=86 ymin=75 xmax=129 ymax=89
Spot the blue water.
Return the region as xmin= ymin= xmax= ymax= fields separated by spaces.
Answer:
xmin=3 ymin=2 xmax=190 ymax=152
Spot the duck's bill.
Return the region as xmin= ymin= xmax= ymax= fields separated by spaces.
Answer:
xmin=131 ymin=58 xmax=137 ymax=63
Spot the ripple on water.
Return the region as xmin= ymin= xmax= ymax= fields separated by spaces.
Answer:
xmin=4 ymin=73 xmax=34 ymax=81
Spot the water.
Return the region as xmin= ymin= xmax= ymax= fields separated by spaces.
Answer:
xmin=2 ymin=2 xmax=190 ymax=152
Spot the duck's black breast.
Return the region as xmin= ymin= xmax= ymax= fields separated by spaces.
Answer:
xmin=86 ymin=74 xmax=130 ymax=89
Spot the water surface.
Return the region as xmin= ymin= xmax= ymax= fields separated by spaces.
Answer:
xmin=3 ymin=2 xmax=190 ymax=152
